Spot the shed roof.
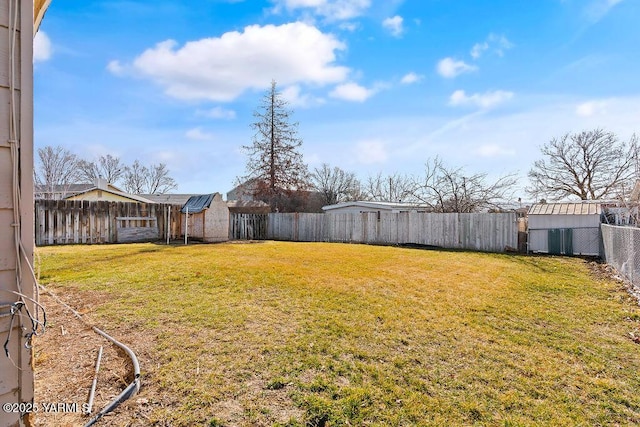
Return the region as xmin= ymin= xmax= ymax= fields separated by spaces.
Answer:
xmin=528 ymin=203 xmax=601 ymax=216
xmin=181 ymin=194 xmax=216 ymax=214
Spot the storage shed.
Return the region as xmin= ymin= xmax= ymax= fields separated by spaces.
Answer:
xmin=527 ymin=203 xmax=602 ymax=256
xmin=181 ymin=193 xmax=229 ymax=243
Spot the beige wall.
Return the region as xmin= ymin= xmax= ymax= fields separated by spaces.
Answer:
xmin=0 ymin=1 xmax=35 ymax=426
xmin=203 ymin=193 xmax=229 ymax=242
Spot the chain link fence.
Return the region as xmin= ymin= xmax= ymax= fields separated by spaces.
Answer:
xmin=528 ymin=227 xmax=601 ymax=256
xmin=601 ymin=224 xmax=640 ymax=289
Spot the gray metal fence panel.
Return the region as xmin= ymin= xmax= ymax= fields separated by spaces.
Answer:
xmin=602 ymin=224 xmax=640 ymax=288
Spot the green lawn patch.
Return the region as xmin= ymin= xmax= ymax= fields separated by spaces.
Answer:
xmin=37 ymin=241 xmax=640 ymax=426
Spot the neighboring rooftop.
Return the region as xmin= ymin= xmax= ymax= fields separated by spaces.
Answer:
xmin=141 ymin=194 xmax=199 ymax=206
xmin=323 ymin=201 xmax=430 ymax=212
xmin=67 ymin=186 xmax=156 ymax=204
xmin=227 ymin=200 xmax=271 ymax=214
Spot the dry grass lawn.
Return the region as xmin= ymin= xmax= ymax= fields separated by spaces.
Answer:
xmin=34 ymin=241 xmax=640 ymax=426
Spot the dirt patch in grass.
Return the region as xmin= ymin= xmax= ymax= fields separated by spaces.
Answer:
xmin=587 ymin=259 xmax=640 ymax=304
xmin=34 ymin=284 xmax=303 ymax=426
xmin=34 ymin=288 xmax=134 ymax=426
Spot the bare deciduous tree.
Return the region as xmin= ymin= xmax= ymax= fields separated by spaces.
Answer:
xmin=527 ymin=129 xmax=637 ymax=201
xmin=311 ymin=163 xmax=362 ymax=205
xmin=122 ymin=160 xmax=147 ymax=194
xmin=364 ymin=172 xmax=416 ymax=202
xmin=122 ymin=160 xmax=177 ymax=194
xmin=240 ymin=80 xmax=309 ymax=211
xmin=413 ymin=157 xmax=517 ymax=212
xmin=146 ymin=163 xmax=177 ymax=194
xmin=34 ymin=145 xmax=80 ymax=198
xmin=77 ymin=154 xmax=125 ymax=184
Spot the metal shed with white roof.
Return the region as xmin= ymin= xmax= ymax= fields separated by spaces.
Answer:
xmin=322 ymin=201 xmax=429 ymax=214
xmin=527 ymin=202 xmax=602 ymax=256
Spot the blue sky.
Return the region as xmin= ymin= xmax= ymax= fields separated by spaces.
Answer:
xmin=34 ymin=0 xmax=640 ymax=197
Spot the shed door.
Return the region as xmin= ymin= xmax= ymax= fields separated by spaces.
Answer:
xmin=548 ymin=228 xmax=573 ymax=255
xmin=563 ymin=228 xmax=573 ymax=256
xmin=548 ymin=229 xmax=562 ymax=255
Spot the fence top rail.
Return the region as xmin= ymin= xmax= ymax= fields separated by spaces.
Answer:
xmin=529 ymin=226 xmax=601 ymax=231
xmin=116 ymin=217 xmax=158 ymax=221
xmin=601 ymin=223 xmax=640 ymax=230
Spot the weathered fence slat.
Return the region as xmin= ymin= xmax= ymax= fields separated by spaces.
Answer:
xmin=230 ymin=214 xmax=268 ymax=240
xmin=34 ymin=200 xmax=184 ymax=245
xmin=259 ymin=212 xmax=517 ymax=253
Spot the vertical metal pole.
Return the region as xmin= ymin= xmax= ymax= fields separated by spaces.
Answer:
xmin=87 ymin=346 xmax=103 ymax=415
xmin=185 ymin=206 xmax=188 ymax=245
xmin=166 ymin=206 xmax=170 ymax=245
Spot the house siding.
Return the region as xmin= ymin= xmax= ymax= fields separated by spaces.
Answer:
xmin=0 ymin=2 xmax=35 ymax=426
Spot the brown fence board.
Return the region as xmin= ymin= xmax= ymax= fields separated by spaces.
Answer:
xmin=34 ymin=200 xmax=184 ymax=245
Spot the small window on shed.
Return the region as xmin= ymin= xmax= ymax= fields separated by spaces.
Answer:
xmin=97 ymin=190 xmax=103 ymax=198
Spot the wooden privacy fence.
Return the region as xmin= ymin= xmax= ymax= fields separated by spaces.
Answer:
xmin=229 ymin=214 xmax=268 ymax=240
xmin=262 ymin=212 xmax=518 ymax=253
xmin=35 ymin=200 xmax=184 ymax=245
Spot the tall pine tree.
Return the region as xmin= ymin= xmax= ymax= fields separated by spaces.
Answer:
xmin=240 ymin=80 xmax=309 ymax=211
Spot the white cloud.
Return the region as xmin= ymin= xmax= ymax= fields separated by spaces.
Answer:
xmin=197 ymin=106 xmax=237 ymax=120
xmin=329 ymin=82 xmax=376 ymax=102
xmin=400 ymin=72 xmax=422 ymax=84
xmin=436 ymin=57 xmax=477 ymax=78
xmin=355 ymin=140 xmax=387 ymax=164
xmin=33 ymin=31 xmax=52 ymax=63
xmin=281 ymin=85 xmax=325 ymax=107
xmin=474 ymin=143 xmax=516 ymax=158
xmin=470 ymin=42 xmax=489 ymax=59
xmin=382 ymin=15 xmax=404 ymax=37
xmin=470 ymin=34 xmax=513 ymax=59
xmin=448 ymin=89 xmax=514 ymax=109
xmin=488 ymin=34 xmax=514 ymax=57
xmin=274 ymin=0 xmax=371 ymax=21
xmin=339 ymin=21 xmax=360 ymax=32
xmin=131 ymin=22 xmax=349 ymax=102
xmin=185 ymin=127 xmax=215 ymax=141
xmin=576 ymin=100 xmax=608 ymax=117
xmin=106 ymin=60 xmax=125 ymax=76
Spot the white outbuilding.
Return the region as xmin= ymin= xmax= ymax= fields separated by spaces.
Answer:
xmin=322 ymin=201 xmax=429 ymax=214
xmin=527 ymin=202 xmax=602 ymax=256
xmin=181 ymin=193 xmax=230 ymax=243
